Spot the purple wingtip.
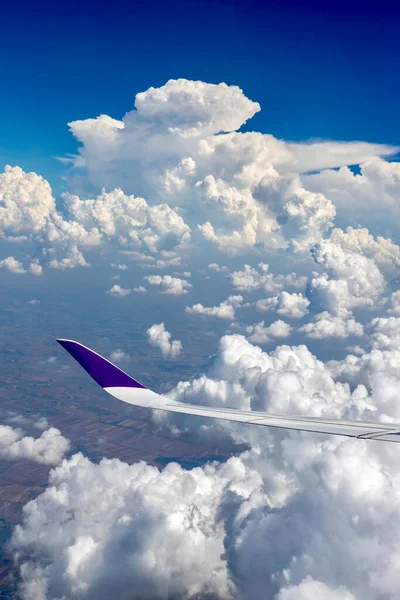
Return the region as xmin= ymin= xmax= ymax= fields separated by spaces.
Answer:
xmin=56 ymin=339 xmax=146 ymax=389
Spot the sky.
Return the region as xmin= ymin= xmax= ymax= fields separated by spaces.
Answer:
xmin=3 ymin=1 xmax=400 ymax=599
xmin=1 ymin=0 xmax=400 ymax=192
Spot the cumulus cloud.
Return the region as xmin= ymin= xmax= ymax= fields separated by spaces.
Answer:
xmin=144 ymin=274 xmax=192 ymax=295
xmin=0 ymin=256 xmax=26 ymax=274
xmin=277 ymin=578 xmax=356 ymax=600
xmin=303 ymin=159 xmax=400 ymax=236
xmin=368 ymin=316 xmax=400 ymax=351
xmin=109 ymin=350 xmax=129 ymax=363
xmin=298 ymin=310 xmax=364 ymax=339
xmin=64 ymin=79 xmax=392 ymax=255
xmin=309 ymin=227 xmax=400 ymax=314
xmin=14 ymin=333 xmax=400 ymax=600
xmin=387 ymin=290 xmax=400 ymax=315
xmin=133 ymin=285 xmax=147 ymax=293
xmin=3 ymin=80 xmax=397 ymax=273
xmin=246 ymin=319 xmax=292 ymax=343
xmin=147 ymin=323 xmax=182 ymax=358
xmin=0 ymin=166 xmax=191 ymax=272
xmin=208 ymin=262 xmax=229 ymax=272
xmin=256 ymin=291 xmax=310 ymax=318
xmin=185 ymin=295 xmax=243 ymax=320
xmin=106 ymin=284 xmax=131 ymax=297
xmin=11 ymin=454 xmax=236 ymax=600
xmin=0 ymin=424 xmax=70 ymax=465
xmin=230 ymin=263 xmax=307 ymax=294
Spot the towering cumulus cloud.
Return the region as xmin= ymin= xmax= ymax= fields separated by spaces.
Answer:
xmin=66 ymin=79 xmax=395 ymax=256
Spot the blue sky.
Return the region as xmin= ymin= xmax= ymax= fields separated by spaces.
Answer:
xmin=1 ymin=0 xmax=399 ymax=193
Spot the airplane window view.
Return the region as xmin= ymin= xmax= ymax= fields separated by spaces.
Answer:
xmin=1 ymin=1 xmax=399 ymax=598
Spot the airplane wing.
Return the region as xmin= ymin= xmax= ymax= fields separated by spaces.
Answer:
xmin=57 ymin=339 xmax=400 ymax=443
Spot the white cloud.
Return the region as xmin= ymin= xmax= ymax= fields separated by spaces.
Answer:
xmin=298 ymin=310 xmax=364 ymax=339
xmin=369 ymin=316 xmax=400 ymax=351
xmin=0 ymin=424 xmax=70 ymax=465
xmin=309 ymin=227 xmax=400 ymax=314
xmin=144 ymin=274 xmax=192 ymax=295
xmin=387 ymin=290 xmax=400 ymax=315
xmin=0 ymin=255 xmax=26 ymax=274
xmin=110 ymin=263 xmax=128 ymax=270
xmin=66 ymin=79 xmax=385 ymax=255
xmin=0 ymin=166 xmax=191 ymax=272
xmin=147 ymin=323 xmax=182 ymax=358
xmin=109 ymin=350 xmax=129 ymax=363
xmin=63 ymin=188 xmax=191 ymax=254
xmin=256 ymin=291 xmax=310 ymax=318
xmin=11 ymin=333 xmax=400 ymax=600
xmin=48 ymin=247 xmax=89 ymax=270
xmin=28 ymin=259 xmax=43 ymax=275
xmin=277 ymin=578 xmax=356 ymax=600
xmin=246 ymin=319 xmax=292 ymax=343
xmin=303 ymin=159 xmax=400 ymax=236
xmin=0 ymin=165 xmax=56 ymax=240
xmin=230 ymin=263 xmax=307 ymax=293
xmin=289 ymin=142 xmax=397 ymax=174
xmin=11 ymin=453 xmax=235 ymax=600
xmin=107 ymin=284 xmax=131 ymax=297
xmin=133 ymin=286 xmax=147 ymax=293
xmin=185 ymin=295 xmax=243 ymax=320
xmin=208 ymin=263 xmax=228 ymax=272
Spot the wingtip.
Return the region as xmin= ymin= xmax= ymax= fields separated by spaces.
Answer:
xmin=57 ymin=338 xmax=146 ymax=390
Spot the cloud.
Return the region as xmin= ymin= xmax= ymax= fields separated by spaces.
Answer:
xmin=298 ymin=310 xmax=364 ymax=339
xmin=277 ymin=578 xmax=356 ymax=600
xmin=28 ymin=259 xmax=43 ymax=275
xmin=63 ymin=188 xmax=191 ymax=254
xmin=0 ymin=424 xmax=70 ymax=465
xmin=3 ymin=80 xmax=398 ymax=275
xmin=110 ymin=263 xmax=128 ymax=270
xmin=144 ymin=274 xmax=192 ymax=295
xmin=0 ymin=166 xmax=191 ymax=272
xmin=147 ymin=323 xmax=182 ymax=358
xmin=0 ymin=256 xmax=26 ymax=274
xmin=256 ymin=291 xmax=310 ymax=318
xmin=109 ymin=350 xmax=129 ymax=363
xmin=369 ymin=316 xmax=400 ymax=350
xmin=230 ymin=263 xmax=307 ymax=294
xmin=288 ymin=142 xmax=397 ymax=174
xmin=246 ymin=319 xmax=292 ymax=343
xmin=133 ymin=285 xmax=147 ymax=293
xmin=387 ymin=290 xmax=400 ymax=315
xmin=14 ymin=333 xmax=400 ymax=600
xmin=66 ymin=78 xmax=390 ymax=255
xmin=106 ymin=284 xmax=131 ymax=297
xmin=0 ymin=165 xmax=56 ymax=240
xmin=308 ymin=227 xmax=400 ymax=314
xmin=185 ymin=295 xmax=243 ymax=320
xmin=303 ymin=159 xmax=400 ymax=235
xmin=208 ymin=263 xmax=228 ymax=272
xmin=11 ymin=453 xmax=235 ymax=600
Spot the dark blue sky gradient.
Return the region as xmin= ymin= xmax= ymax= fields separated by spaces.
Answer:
xmin=1 ymin=0 xmax=399 ymax=193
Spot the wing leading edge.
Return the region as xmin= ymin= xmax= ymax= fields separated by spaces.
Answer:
xmin=57 ymin=339 xmax=400 ymax=443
